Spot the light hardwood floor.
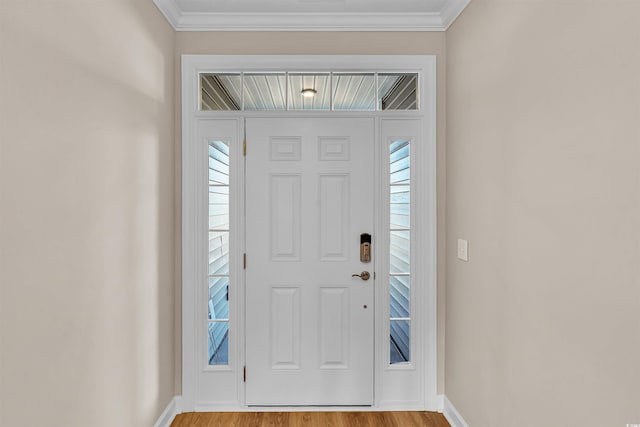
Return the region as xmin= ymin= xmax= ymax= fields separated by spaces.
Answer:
xmin=170 ymin=411 xmax=451 ymax=427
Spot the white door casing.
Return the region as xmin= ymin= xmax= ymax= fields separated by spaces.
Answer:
xmin=181 ymin=55 xmax=437 ymax=412
xmin=245 ymin=117 xmax=375 ymax=405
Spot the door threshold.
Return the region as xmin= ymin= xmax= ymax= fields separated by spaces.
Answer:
xmin=247 ymin=405 xmax=372 ymax=409
xmin=238 ymin=405 xmax=394 ymax=413
xmin=194 ymin=403 xmax=427 ymax=412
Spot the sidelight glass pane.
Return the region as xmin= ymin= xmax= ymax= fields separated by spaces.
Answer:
xmin=209 ymin=141 xmax=230 ymax=185
xmin=390 ymin=197 xmax=410 ymax=231
xmin=390 ymin=320 xmax=410 ymax=364
xmin=209 ymin=186 xmax=229 ymax=230
xmin=390 ymin=276 xmax=410 ymax=318
xmin=390 ymin=185 xmax=410 ymax=204
xmin=208 ymin=186 xmax=229 ymax=206
xmin=390 ymin=185 xmax=410 ymax=231
xmin=208 ymin=232 xmax=229 ymax=275
xmin=379 ymin=73 xmax=418 ymax=110
xmin=390 ymin=213 xmax=410 ymax=230
xmin=208 ymin=276 xmax=229 ymax=321
xmin=390 ymin=140 xmax=410 ymax=184
xmin=390 ymin=231 xmax=410 ymax=273
xmin=200 ymin=74 xmax=242 ymax=111
xmin=208 ymin=321 xmax=229 ymax=365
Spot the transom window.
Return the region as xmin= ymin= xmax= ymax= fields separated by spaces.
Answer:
xmin=200 ymin=72 xmax=418 ymax=111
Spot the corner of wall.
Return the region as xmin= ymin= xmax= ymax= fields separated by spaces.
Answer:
xmin=154 ymin=396 xmax=182 ymax=427
xmin=441 ymin=395 xmax=470 ymax=427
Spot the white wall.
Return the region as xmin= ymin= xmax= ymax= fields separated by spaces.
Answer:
xmin=0 ymin=1 xmax=176 ymax=426
xmin=446 ymin=1 xmax=640 ymax=426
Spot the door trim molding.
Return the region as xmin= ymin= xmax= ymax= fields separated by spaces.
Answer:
xmin=181 ymin=55 xmax=437 ymax=412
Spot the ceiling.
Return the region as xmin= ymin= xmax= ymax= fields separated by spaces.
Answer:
xmin=153 ymin=0 xmax=470 ymax=31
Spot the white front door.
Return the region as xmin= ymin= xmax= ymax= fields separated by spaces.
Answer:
xmin=245 ymin=117 xmax=375 ymax=406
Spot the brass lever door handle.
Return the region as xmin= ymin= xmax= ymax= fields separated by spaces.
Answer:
xmin=351 ymin=271 xmax=370 ymax=281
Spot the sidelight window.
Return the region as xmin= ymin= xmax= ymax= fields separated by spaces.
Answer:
xmin=208 ymin=140 xmax=230 ymax=365
xmin=389 ymin=139 xmax=411 ymax=364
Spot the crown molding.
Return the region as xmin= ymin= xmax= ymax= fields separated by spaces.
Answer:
xmin=440 ymin=0 xmax=471 ymax=30
xmin=153 ymin=0 xmax=470 ymax=31
xmin=153 ymin=0 xmax=182 ymax=29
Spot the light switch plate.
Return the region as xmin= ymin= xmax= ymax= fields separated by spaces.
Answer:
xmin=457 ymin=238 xmax=469 ymax=261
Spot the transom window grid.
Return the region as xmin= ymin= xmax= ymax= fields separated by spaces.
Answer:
xmin=199 ymin=72 xmax=418 ymax=112
xmin=208 ymin=140 xmax=231 ymax=365
xmin=389 ymin=139 xmax=411 ymax=365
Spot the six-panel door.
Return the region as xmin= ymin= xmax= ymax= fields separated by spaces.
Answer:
xmin=245 ymin=117 xmax=375 ymax=405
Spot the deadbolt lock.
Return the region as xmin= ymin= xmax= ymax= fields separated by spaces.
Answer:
xmin=360 ymin=233 xmax=372 ymax=263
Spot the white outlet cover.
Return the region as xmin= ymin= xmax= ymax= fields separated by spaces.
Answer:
xmin=457 ymin=238 xmax=468 ymax=261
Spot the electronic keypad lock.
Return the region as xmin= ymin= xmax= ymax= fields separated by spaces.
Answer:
xmin=360 ymin=233 xmax=372 ymax=263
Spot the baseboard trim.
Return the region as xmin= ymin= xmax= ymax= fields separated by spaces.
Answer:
xmin=154 ymin=396 xmax=182 ymax=427
xmin=168 ymin=394 xmax=467 ymax=425
xmin=441 ymin=395 xmax=470 ymax=427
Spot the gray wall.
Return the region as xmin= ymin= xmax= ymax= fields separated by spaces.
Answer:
xmin=3 ymin=2 xmax=638 ymax=425
xmin=446 ymin=1 xmax=640 ymax=425
xmin=0 ymin=1 xmax=176 ymax=426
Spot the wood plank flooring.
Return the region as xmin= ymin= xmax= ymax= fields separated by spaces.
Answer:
xmin=171 ymin=411 xmax=451 ymax=427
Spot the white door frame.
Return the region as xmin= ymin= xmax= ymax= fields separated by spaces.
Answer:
xmin=181 ymin=55 xmax=437 ymax=412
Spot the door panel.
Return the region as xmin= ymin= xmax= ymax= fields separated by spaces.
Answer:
xmin=245 ymin=117 xmax=375 ymax=406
